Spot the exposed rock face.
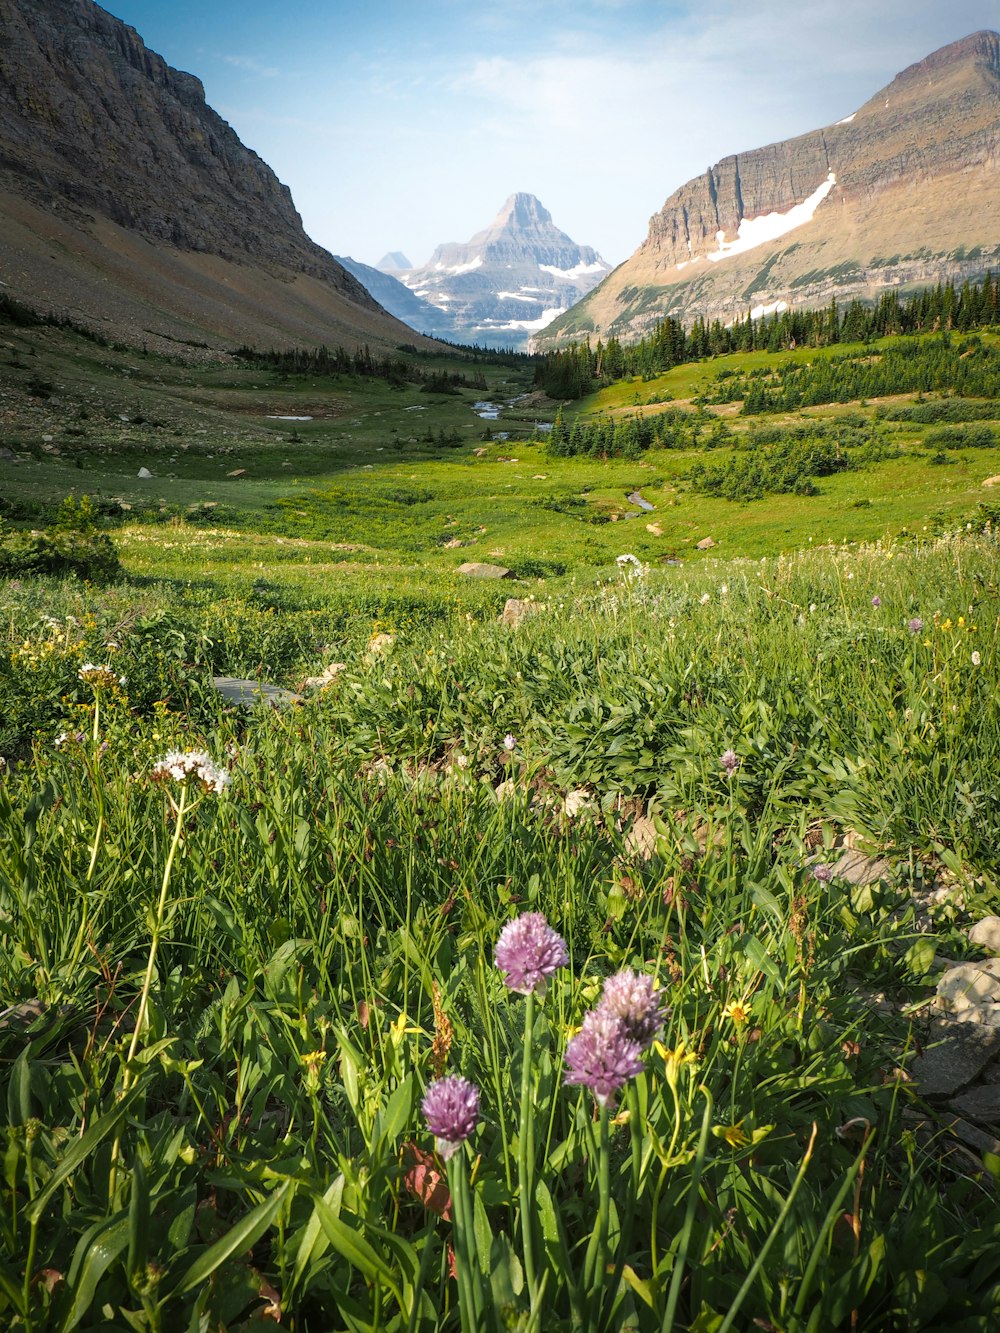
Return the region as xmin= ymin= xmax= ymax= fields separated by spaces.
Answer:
xmin=397 ymin=193 xmax=611 ymax=348
xmin=538 ymin=31 xmax=1000 ymax=346
xmin=376 ymin=252 xmax=413 ymax=274
xmin=0 ymin=0 xmax=428 ymax=351
xmin=336 ymin=255 xmax=455 ymax=337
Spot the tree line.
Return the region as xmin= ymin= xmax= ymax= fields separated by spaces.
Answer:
xmin=534 ymin=274 xmax=1000 ymax=398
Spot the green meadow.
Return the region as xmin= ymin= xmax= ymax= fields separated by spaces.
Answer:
xmin=2 ymin=313 xmax=1000 ymax=1329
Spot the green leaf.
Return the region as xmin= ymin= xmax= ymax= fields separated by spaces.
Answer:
xmin=291 ymin=1175 xmax=344 ymax=1293
xmin=313 ymin=1195 xmax=399 ymax=1296
xmin=28 ymin=1084 xmax=144 ymax=1223
xmin=172 ymin=1178 xmax=292 ymax=1296
xmin=126 ymin=1155 xmax=149 ymax=1282
xmin=739 ymin=932 xmax=781 ymax=984
xmin=371 ymin=1074 xmax=415 ymax=1158
xmin=63 ymin=1213 xmax=131 ymax=1331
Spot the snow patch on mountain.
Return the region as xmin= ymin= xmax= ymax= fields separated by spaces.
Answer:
xmin=707 ymin=173 xmax=837 ymax=264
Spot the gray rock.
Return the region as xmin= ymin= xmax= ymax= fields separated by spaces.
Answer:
xmin=949 ymin=1085 xmax=1000 ymax=1121
xmin=137 ymin=466 xmax=153 ymax=478
xmin=970 ymin=917 xmax=1000 ymax=954
xmin=910 ymin=1017 xmax=1000 ymax=1096
xmin=457 ymin=562 xmax=511 ymax=580
xmin=212 ymin=676 xmax=301 ymax=708
xmin=830 ymin=849 xmax=891 ymax=885
xmin=0 ymin=447 xmax=20 ymax=463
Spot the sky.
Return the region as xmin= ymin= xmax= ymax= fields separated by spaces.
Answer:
xmin=100 ymin=0 xmax=1000 ymax=270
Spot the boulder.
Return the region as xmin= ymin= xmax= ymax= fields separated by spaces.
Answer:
xmin=937 ymin=959 xmax=1000 ymax=1014
xmin=458 ymin=562 xmax=511 ymax=580
xmin=696 ymin=536 xmax=716 ymax=550
xmin=969 ymin=917 xmax=1000 ymax=954
xmin=500 ymin=598 xmax=540 ymax=628
xmin=137 ymin=466 xmax=153 ymax=478
xmin=212 ymin=676 xmax=301 ymax=707
xmin=910 ymin=1017 xmax=1000 ymax=1096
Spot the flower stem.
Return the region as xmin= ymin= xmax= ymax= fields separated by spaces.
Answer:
xmin=447 ymin=1153 xmax=481 ymax=1333
xmin=583 ymin=1101 xmax=610 ymax=1312
xmin=110 ymin=785 xmax=189 ymax=1202
xmin=126 ymin=785 xmax=189 ymax=1068
xmin=518 ymin=988 xmax=538 ymax=1300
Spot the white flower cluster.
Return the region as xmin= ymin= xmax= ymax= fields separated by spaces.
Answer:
xmin=150 ymin=749 xmax=230 ymax=795
xmin=78 ymin=662 xmax=126 ymax=688
xmin=615 ymin=553 xmax=645 ymax=579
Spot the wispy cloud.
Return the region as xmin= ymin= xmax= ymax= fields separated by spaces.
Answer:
xmin=221 ymin=53 xmax=281 ymax=78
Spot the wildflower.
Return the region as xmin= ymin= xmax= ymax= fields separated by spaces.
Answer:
xmin=495 ymin=912 xmax=569 ymax=996
xmin=502 ymin=733 xmax=517 ymax=751
xmin=300 ymin=1049 xmax=327 ymax=1095
xmin=616 ymin=553 xmax=642 ymax=578
xmin=812 ymin=863 xmax=833 ymax=883
xmin=598 ymin=969 xmax=668 ymax=1048
xmin=78 ymin=663 xmax=126 ymax=688
xmin=422 ymin=1075 xmax=480 ymax=1161
xmin=564 ymin=1010 xmax=644 ymax=1107
xmin=699 ymin=592 xmax=711 ymax=605
xmin=713 ymin=1120 xmax=751 ymax=1149
xmin=871 ymin=595 xmax=882 ymax=608
xmin=908 ymin=618 xmax=923 ymax=634
xmin=722 ymin=1000 xmax=751 ymax=1026
xmin=655 ymin=1038 xmax=698 ymax=1092
xmin=972 ymin=651 xmax=982 ymax=667
xmin=809 ymin=603 xmax=817 ymax=614
xmin=720 ymin=749 xmax=740 ymax=776
xmin=150 ymin=750 xmax=230 ymax=795
xmin=719 ymin=583 xmax=729 ymax=596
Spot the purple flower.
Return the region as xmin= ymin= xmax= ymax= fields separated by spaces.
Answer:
xmin=720 ymin=749 xmax=740 ymax=776
xmin=422 ymin=1075 xmax=480 ymax=1161
xmin=908 ymin=617 xmax=923 ymax=634
xmin=564 ymin=1010 xmax=645 ymax=1108
xmin=597 ymin=969 xmax=668 ymax=1048
xmin=871 ymin=596 xmax=882 ymax=608
xmin=495 ymin=912 xmax=569 ymax=996
xmin=812 ymin=863 xmax=833 ymax=883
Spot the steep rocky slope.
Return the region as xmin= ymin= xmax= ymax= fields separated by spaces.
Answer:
xmin=397 ymin=194 xmax=611 ymax=348
xmin=0 ymin=0 xmax=429 ymax=353
xmin=335 ymin=256 xmax=455 ymax=338
xmin=537 ymin=31 xmax=1000 ymax=347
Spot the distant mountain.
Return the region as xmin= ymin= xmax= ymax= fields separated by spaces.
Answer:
xmin=377 ymin=252 xmax=413 ymax=274
xmin=537 ymin=31 xmax=1000 ymax=348
xmin=335 ymin=256 xmax=454 ymax=337
xmin=399 ymin=194 xmax=611 ymax=348
xmin=0 ymin=0 xmax=432 ymax=353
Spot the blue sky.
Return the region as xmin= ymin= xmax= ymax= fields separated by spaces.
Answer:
xmin=101 ymin=0 xmax=1000 ymax=268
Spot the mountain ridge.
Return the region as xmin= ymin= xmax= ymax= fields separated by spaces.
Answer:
xmin=0 ymin=0 xmax=432 ymax=353
xmin=392 ymin=192 xmax=610 ymax=348
xmin=536 ymin=31 xmax=1000 ymax=347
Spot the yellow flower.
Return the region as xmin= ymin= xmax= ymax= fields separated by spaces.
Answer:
xmin=655 ymin=1038 xmax=699 ymax=1091
xmin=713 ymin=1120 xmax=751 ymax=1148
xmin=712 ymin=1119 xmax=774 ymax=1150
xmin=722 ymin=1000 xmax=751 ymax=1026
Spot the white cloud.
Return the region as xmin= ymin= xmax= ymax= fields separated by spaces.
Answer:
xmin=221 ymin=53 xmax=280 ymax=78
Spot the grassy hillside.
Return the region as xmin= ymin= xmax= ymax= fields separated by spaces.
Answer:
xmin=2 ymin=312 xmax=1000 ymax=1330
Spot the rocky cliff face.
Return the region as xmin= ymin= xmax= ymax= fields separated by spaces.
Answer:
xmin=538 ymin=31 xmax=1000 ymax=347
xmin=0 ymin=0 xmax=425 ymax=351
xmin=396 ymin=194 xmax=611 ymax=348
